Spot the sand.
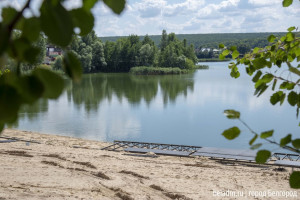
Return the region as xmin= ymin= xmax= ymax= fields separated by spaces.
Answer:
xmin=0 ymin=129 xmax=298 ymax=200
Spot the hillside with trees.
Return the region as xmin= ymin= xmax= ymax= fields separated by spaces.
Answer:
xmin=101 ymin=32 xmax=286 ymax=49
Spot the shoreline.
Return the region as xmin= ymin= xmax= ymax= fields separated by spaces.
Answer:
xmin=0 ymin=129 xmax=298 ymax=199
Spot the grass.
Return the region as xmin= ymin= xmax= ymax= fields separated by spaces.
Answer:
xmin=195 ymin=64 xmax=209 ymax=69
xmin=130 ymin=66 xmax=188 ymax=75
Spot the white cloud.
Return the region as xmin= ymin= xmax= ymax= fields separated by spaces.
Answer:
xmin=248 ymin=0 xmax=279 ymax=6
xmin=0 ymin=0 xmax=299 ymax=36
xmin=134 ymin=0 xmax=166 ymax=18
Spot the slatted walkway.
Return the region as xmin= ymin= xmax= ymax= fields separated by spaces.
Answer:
xmin=101 ymin=140 xmax=202 ymax=152
xmin=102 ymin=140 xmax=300 ymax=167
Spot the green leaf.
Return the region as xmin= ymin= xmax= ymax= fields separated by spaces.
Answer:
xmin=9 ymin=38 xmax=31 ymax=62
xmin=219 ymin=43 xmax=224 ymax=49
xmin=63 ymin=51 xmax=83 ymax=81
xmin=280 ymin=82 xmax=295 ymax=90
xmin=23 ymin=47 xmax=41 ymax=64
xmin=286 ymin=32 xmax=295 ymax=42
xmin=279 ymin=93 xmax=286 ymax=105
xmin=280 ymin=36 xmax=286 ymax=42
xmin=222 ymin=49 xmax=230 ymax=56
xmin=17 ymin=75 xmax=44 ymax=104
xmin=288 ymin=91 xmax=298 ymax=106
xmin=253 ymin=47 xmax=260 ymax=54
xmin=267 ymin=35 xmax=276 ymax=43
xmin=0 ymin=123 xmax=4 ymax=133
xmin=33 ymin=68 xmax=65 ymax=99
xmin=255 ymin=74 xmax=273 ymax=88
xmin=270 ymin=91 xmax=286 ymax=105
xmin=271 ymin=79 xmax=277 ymax=91
xmin=232 ymin=50 xmax=239 ymax=59
xmin=222 ymin=127 xmax=240 ymax=140
xmin=270 ymin=92 xmax=282 ymax=105
xmin=287 ymin=26 xmax=296 ymax=32
xmin=40 ymin=0 xmax=73 ymax=47
xmin=103 ymin=0 xmax=126 ymax=15
xmin=0 ymin=85 xmax=21 ymax=123
xmin=0 ymin=23 xmax=11 ymax=55
xmin=255 ymin=150 xmax=271 ymax=164
xmin=290 ymin=171 xmax=300 ymax=189
xmin=229 ymin=46 xmax=237 ymax=51
xmin=291 ymin=139 xmax=300 ymax=149
xmin=253 ymin=58 xmax=268 ymax=69
xmin=252 ymin=71 xmax=262 ymax=83
xmin=70 ymin=8 xmax=94 ymax=36
xmin=254 ymin=83 xmax=268 ymax=97
xmin=280 ymin=134 xmax=292 ymax=147
xmin=230 ymin=66 xmax=240 ymax=79
xmin=246 ymin=65 xmax=255 ymax=76
xmin=83 ymin=0 xmax=98 ymax=11
xmin=1 ymin=7 xmax=17 ymax=25
xmin=282 ymin=0 xmax=293 ymax=7
xmin=224 ymin=109 xmax=240 ymax=119
xmin=251 ymin=143 xmax=262 ymax=150
xmin=21 ymin=17 xmax=40 ymax=42
xmin=289 ymin=66 xmax=300 ymax=76
xmin=260 ymin=130 xmax=274 ymax=139
xmin=219 ymin=54 xmax=225 ymax=60
xmin=249 ymin=135 xmax=258 ymax=145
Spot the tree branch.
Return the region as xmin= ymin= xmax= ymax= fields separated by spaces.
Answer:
xmin=7 ymin=0 xmax=31 ymax=33
xmin=238 ymin=118 xmax=300 ymax=154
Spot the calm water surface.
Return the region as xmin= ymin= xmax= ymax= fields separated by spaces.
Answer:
xmin=14 ymin=62 xmax=299 ymax=150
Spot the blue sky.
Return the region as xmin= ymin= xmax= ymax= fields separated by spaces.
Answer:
xmin=1 ymin=0 xmax=299 ymax=36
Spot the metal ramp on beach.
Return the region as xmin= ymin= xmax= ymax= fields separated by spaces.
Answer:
xmin=101 ymin=140 xmax=300 ymax=167
xmin=101 ymin=140 xmax=202 ymax=152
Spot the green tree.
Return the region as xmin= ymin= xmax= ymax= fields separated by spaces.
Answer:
xmin=160 ymin=29 xmax=168 ymax=51
xmin=139 ymin=44 xmax=153 ymax=66
xmin=104 ymin=41 xmax=116 ymax=71
xmin=142 ymin=34 xmax=154 ymax=46
xmin=82 ymin=30 xmax=99 ymax=46
xmin=237 ymin=43 xmax=251 ymax=55
xmin=91 ymin=41 xmax=107 ymax=71
xmin=53 ymin=55 xmax=63 ymax=70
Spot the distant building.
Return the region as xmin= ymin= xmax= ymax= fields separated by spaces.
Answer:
xmin=46 ymin=45 xmax=62 ymax=56
xmin=44 ymin=45 xmax=63 ymax=65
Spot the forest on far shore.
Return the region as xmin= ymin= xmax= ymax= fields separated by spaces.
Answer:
xmin=100 ymin=32 xmax=286 ymax=49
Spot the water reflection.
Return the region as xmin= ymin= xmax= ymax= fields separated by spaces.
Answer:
xmin=13 ymin=62 xmax=299 ymax=150
xmin=13 ymin=99 xmax=49 ymax=127
xmin=66 ymin=73 xmax=194 ymax=112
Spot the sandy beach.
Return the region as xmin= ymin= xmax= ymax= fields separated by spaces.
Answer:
xmin=0 ymin=129 xmax=298 ymax=200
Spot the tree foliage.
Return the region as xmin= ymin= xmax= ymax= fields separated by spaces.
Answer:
xmin=220 ymin=0 xmax=300 ymax=189
xmin=0 ymin=0 xmax=126 ymax=132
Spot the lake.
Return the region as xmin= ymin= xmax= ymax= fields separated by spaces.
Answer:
xmin=14 ymin=61 xmax=299 ymax=151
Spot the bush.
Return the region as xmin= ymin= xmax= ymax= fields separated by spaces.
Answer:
xmin=185 ymin=58 xmax=195 ymax=70
xmin=38 ymin=64 xmax=52 ymax=70
xmin=130 ymin=66 xmax=186 ymax=75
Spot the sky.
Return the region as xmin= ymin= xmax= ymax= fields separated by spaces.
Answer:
xmin=0 ymin=0 xmax=299 ymax=36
